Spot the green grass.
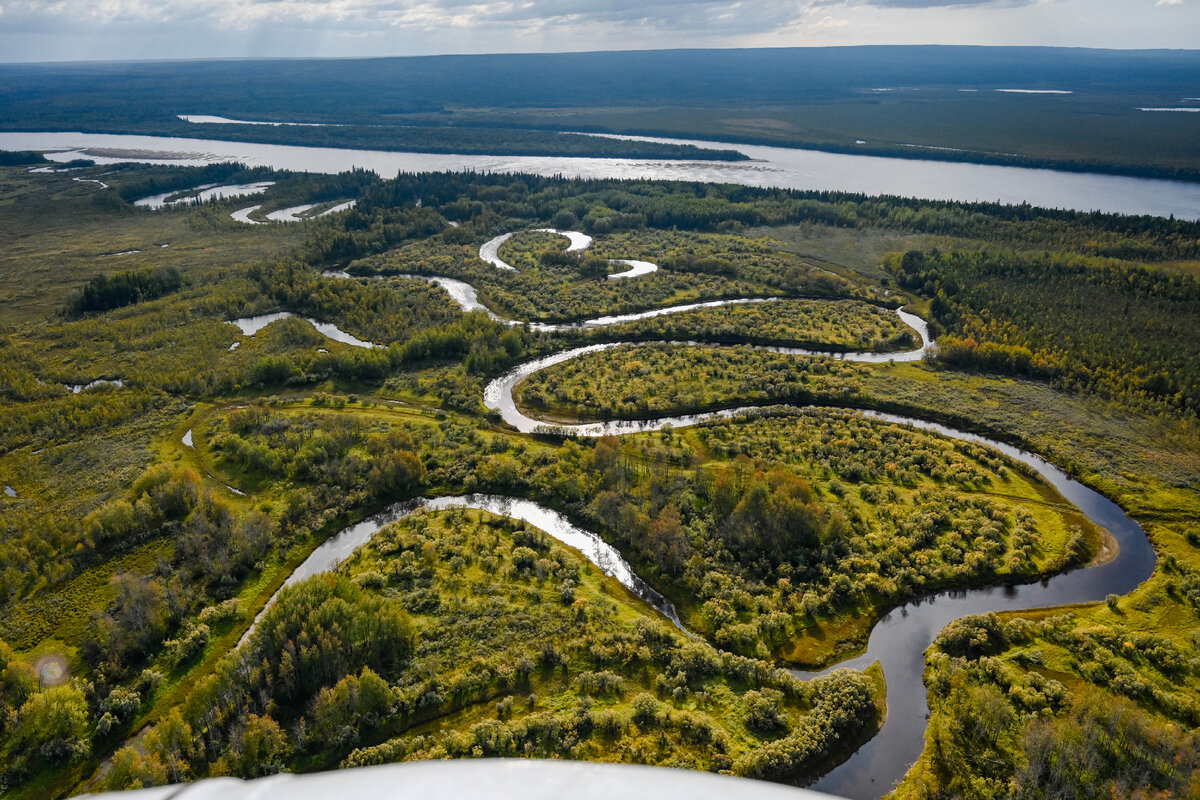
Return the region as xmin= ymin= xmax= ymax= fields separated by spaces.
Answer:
xmin=589 ymin=298 xmax=917 ymax=352
xmin=0 ymin=167 xmax=306 ymax=327
xmin=356 ymin=229 xmax=886 ymax=324
xmin=747 ymin=223 xmax=968 ymax=283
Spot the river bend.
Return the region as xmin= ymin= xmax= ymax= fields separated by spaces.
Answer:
xmin=233 ymin=239 xmax=1153 ymax=799
xmin=479 ymin=228 xmax=659 ymax=280
xmin=482 ymin=365 xmax=1154 ymax=798
xmin=475 ymin=300 xmax=1150 ymax=798
xmin=239 ymin=494 xmax=687 ymax=647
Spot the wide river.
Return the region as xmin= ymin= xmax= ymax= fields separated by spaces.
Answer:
xmin=4 ymin=131 xmax=1200 ymax=219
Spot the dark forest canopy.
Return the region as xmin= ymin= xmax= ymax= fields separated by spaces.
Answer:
xmin=2 ymin=46 xmax=1199 ymax=179
xmin=0 ymin=151 xmax=49 ymax=166
xmin=68 ymin=266 xmax=185 ymax=316
xmin=5 ymin=47 xmax=1199 ymax=112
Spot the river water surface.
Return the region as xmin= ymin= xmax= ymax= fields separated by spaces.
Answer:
xmin=239 ymin=494 xmax=686 ymax=646
xmin=226 ymin=292 xmax=1149 ymax=798
xmin=156 ymin=190 xmax=1162 ymax=796
xmin=5 ymin=131 xmax=1200 ymax=219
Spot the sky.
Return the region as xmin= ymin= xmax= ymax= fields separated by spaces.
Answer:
xmin=0 ymin=0 xmax=1197 ymax=63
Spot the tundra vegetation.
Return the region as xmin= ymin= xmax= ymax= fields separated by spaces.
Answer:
xmin=0 ymin=160 xmax=1197 ymax=799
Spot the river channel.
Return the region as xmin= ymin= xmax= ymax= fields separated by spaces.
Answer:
xmin=35 ymin=195 xmax=1151 ymax=794
xmin=487 ymin=366 xmax=1154 ymax=799
xmin=4 ymin=130 xmax=1200 ymax=219
xmin=229 ymin=253 xmax=1153 ymax=797
xmin=238 ymin=494 xmax=687 ymax=647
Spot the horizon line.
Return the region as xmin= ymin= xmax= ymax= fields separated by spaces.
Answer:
xmin=4 ymin=42 xmax=1200 ymax=68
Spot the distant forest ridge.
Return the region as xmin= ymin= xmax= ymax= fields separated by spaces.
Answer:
xmin=3 ymin=46 xmax=1199 ymax=178
xmin=6 ymin=47 xmax=1200 ymax=109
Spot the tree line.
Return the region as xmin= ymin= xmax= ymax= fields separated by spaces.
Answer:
xmin=68 ymin=266 xmax=184 ymax=316
xmin=888 ymin=248 xmax=1200 ymax=414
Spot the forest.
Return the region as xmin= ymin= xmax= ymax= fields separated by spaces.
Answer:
xmin=888 ymin=248 xmax=1200 ymax=414
xmin=0 ymin=158 xmax=1197 ymax=799
xmin=3 ymin=47 xmax=1200 ymax=179
xmin=99 ymin=510 xmax=884 ymax=786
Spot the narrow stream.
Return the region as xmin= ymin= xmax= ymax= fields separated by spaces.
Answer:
xmin=134 ymin=181 xmax=275 ymax=209
xmin=227 ymin=312 xmax=379 ymax=349
xmin=325 ymin=268 xmax=790 ymax=331
xmin=66 ymin=379 xmax=124 ymax=393
xmin=482 ymin=310 xmax=931 ymax=436
xmin=239 ymin=494 xmax=686 ymax=647
xmin=235 ymin=239 xmax=1152 ymax=798
xmin=472 ymin=314 xmax=1152 ymax=798
xmin=231 ymin=198 xmax=354 ymax=223
xmin=263 ymin=200 xmax=357 ymax=222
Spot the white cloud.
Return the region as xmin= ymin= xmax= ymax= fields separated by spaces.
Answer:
xmin=0 ymin=0 xmax=1197 ymax=60
xmin=0 ymin=0 xmax=1063 ymax=39
xmin=811 ymin=14 xmax=850 ymax=26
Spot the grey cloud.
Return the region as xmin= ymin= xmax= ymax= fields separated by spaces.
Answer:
xmin=482 ymin=1 xmax=807 ymax=33
xmin=0 ymin=0 xmax=1027 ymax=35
xmin=2 ymin=0 xmax=809 ymax=33
xmin=858 ymin=0 xmax=1041 ymax=6
xmin=5 ymin=0 xmax=1192 ymax=62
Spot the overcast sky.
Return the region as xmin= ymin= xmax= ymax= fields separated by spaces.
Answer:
xmin=0 ymin=0 xmax=1196 ymax=63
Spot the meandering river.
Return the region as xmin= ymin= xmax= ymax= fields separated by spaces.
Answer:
xmin=5 ymin=130 xmax=1200 ymax=219
xmin=244 ymin=357 xmax=1152 ymax=799
xmin=226 ymin=240 xmax=1155 ymax=798
xmin=53 ymin=205 xmax=1152 ymax=797
xmin=239 ymin=494 xmax=687 ymax=647
xmin=486 ymin=357 xmax=1154 ymax=800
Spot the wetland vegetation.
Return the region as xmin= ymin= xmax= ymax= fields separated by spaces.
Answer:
xmin=0 ymin=157 xmax=1197 ymax=799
